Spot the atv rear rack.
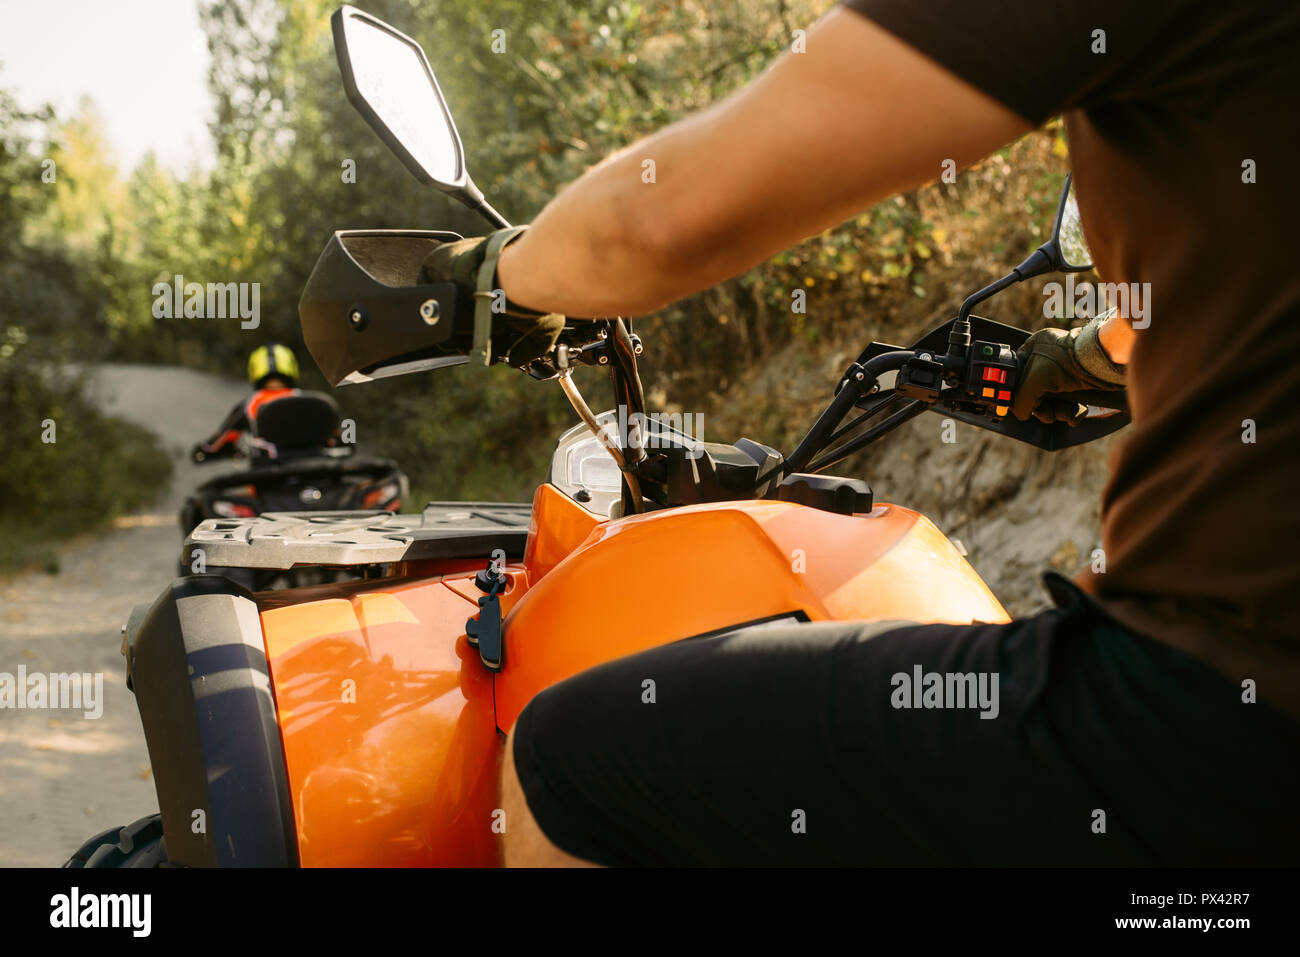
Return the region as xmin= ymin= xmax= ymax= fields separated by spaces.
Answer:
xmin=182 ymin=501 xmax=532 ymax=570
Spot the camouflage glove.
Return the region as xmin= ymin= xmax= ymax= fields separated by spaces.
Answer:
xmin=1011 ymin=317 xmax=1127 ymax=425
xmin=420 ymin=226 xmax=567 ymax=368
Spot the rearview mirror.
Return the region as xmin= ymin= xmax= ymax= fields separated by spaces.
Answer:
xmin=331 ymin=5 xmax=508 ymax=227
xmin=953 ymin=173 xmax=1095 ymax=330
xmin=1045 ymin=174 xmax=1093 ymax=272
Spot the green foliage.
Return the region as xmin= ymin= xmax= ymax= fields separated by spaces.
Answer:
xmin=132 ymin=0 xmax=844 ymax=500
xmin=0 ymin=86 xmax=173 ymax=570
xmin=0 ymin=365 xmax=173 ymax=573
xmin=2 ymin=1 xmax=1069 ymax=513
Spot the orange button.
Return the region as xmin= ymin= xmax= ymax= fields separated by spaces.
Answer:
xmin=982 ymin=387 xmax=995 ymax=398
xmin=995 ymin=405 xmax=1008 ymax=416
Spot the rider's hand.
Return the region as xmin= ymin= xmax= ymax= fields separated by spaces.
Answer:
xmin=420 ymin=228 xmax=568 ymax=367
xmin=1011 ymin=317 xmax=1127 ymax=425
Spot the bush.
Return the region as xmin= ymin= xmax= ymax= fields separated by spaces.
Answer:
xmin=0 ymin=363 xmax=172 ymax=573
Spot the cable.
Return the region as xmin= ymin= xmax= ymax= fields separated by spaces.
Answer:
xmin=784 ymin=351 xmax=913 ymax=475
xmin=807 ymin=400 xmax=928 ymax=474
xmin=556 ymin=369 xmax=645 ymax=514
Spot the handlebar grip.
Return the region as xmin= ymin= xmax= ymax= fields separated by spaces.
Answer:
xmin=1057 ymin=388 xmax=1128 ymax=411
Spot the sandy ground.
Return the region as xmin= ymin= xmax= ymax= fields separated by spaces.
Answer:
xmin=0 ymin=365 xmax=247 ymax=867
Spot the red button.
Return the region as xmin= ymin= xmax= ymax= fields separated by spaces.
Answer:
xmin=995 ymin=368 xmax=1007 ymax=383
xmin=982 ymin=367 xmax=997 ymax=381
xmin=998 ymin=390 xmax=1011 ymax=401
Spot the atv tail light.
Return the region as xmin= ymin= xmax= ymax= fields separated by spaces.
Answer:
xmin=213 ymin=500 xmax=257 ymax=518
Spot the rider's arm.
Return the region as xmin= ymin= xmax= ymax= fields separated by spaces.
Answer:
xmin=198 ymin=401 xmax=250 ymax=455
xmin=1098 ymin=313 xmax=1135 ymax=365
xmin=496 ymin=7 xmax=1029 ymax=317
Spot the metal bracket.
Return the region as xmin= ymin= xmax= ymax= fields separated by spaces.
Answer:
xmin=465 ymin=563 xmax=507 ymax=671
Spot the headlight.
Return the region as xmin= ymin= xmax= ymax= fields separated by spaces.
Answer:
xmin=562 ymin=436 xmax=622 ymax=492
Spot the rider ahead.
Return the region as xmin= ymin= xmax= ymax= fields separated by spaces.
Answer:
xmin=192 ymin=344 xmax=305 ymax=462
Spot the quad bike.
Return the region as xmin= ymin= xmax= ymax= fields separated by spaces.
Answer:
xmin=64 ymin=5 xmax=1128 ymax=868
xmin=178 ymin=388 xmax=408 ymax=590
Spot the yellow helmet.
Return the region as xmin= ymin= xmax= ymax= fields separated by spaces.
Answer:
xmin=248 ymin=344 xmax=299 ymax=388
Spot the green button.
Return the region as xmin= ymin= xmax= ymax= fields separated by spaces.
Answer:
xmin=981 ymin=345 xmax=994 ymax=356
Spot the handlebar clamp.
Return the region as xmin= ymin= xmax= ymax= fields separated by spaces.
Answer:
xmin=838 ymin=361 xmax=879 ymax=398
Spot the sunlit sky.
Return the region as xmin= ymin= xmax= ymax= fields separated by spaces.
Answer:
xmin=0 ymin=0 xmax=215 ymax=172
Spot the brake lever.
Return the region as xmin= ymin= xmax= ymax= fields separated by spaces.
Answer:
xmin=1056 ymin=388 xmax=1128 ymax=412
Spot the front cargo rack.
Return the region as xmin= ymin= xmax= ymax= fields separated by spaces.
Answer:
xmin=182 ymin=501 xmax=532 ymax=570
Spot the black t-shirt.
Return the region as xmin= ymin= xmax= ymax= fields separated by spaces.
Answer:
xmin=845 ymin=0 xmax=1300 ymax=718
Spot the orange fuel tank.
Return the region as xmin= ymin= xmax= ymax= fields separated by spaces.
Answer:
xmin=257 ymin=484 xmax=1006 ymax=866
xmin=494 ymin=494 xmax=1007 ymax=730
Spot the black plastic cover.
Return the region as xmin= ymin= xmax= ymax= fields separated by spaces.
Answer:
xmin=299 ymin=229 xmax=466 ymax=386
xmin=776 ymin=473 xmax=874 ymax=515
xmin=127 ymin=575 xmax=297 ymax=866
xmin=252 ymin=391 xmax=340 ymax=451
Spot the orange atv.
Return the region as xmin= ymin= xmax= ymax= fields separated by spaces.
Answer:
xmin=63 ymin=5 xmax=1127 ymax=868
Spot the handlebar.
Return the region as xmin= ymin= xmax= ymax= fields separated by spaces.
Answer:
xmin=192 ymin=442 xmax=239 ymax=464
xmin=784 ymin=351 xmax=914 ymax=475
xmin=785 ymin=323 xmax=1132 ymax=474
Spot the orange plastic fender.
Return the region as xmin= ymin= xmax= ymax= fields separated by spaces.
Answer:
xmin=495 ymin=499 xmax=1007 ymax=731
xmin=257 ymin=491 xmax=1005 ymax=866
xmin=260 ymin=578 xmax=504 ymax=867
xmin=521 ymin=483 xmax=600 ymax=583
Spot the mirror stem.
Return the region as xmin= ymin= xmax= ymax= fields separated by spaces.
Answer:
xmin=951 ymin=273 xmax=1015 ymax=353
xmin=457 ymin=177 xmax=511 ymax=228
xmin=473 ymin=199 xmax=511 ymax=230
xmin=949 ymin=247 xmax=1055 ymax=353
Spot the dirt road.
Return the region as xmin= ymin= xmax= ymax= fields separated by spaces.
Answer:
xmin=0 ymin=365 xmax=247 ymax=867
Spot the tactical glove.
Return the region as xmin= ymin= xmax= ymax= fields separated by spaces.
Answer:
xmin=420 ymin=226 xmax=567 ymax=367
xmin=1011 ymin=316 xmax=1127 ymax=425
